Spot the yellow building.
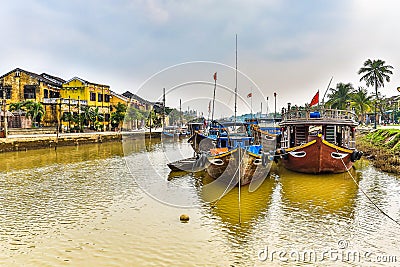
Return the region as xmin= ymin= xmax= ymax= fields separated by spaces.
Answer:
xmin=0 ymin=68 xmax=64 ymax=127
xmin=110 ymin=91 xmax=129 ymax=108
xmin=61 ymin=77 xmax=111 ymax=130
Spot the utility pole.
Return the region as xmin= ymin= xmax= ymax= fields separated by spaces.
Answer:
xmin=162 ymin=88 xmax=166 ymax=129
xmin=274 ymin=92 xmax=277 ymax=120
xmin=68 ymin=96 xmax=71 ymax=132
xmin=2 ymin=85 xmax=8 ymax=138
xmin=179 ymin=98 xmax=182 ymax=127
xmin=78 ymin=96 xmax=81 ymax=132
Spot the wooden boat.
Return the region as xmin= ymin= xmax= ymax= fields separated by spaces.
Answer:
xmin=167 ymin=156 xmax=208 ymax=172
xmin=276 ymin=106 xmax=363 ymax=174
xmin=251 ymin=124 xmax=280 ymax=152
xmin=206 ymin=137 xmax=272 ymax=186
xmin=162 ymin=126 xmax=180 ymax=138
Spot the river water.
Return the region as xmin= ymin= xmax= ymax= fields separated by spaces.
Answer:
xmin=0 ymin=137 xmax=399 ymax=266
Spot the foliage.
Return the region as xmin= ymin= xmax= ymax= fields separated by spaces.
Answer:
xmin=8 ymin=102 xmax=25 ymax=112
xmin=349 ymin=87 xmax=372 ymax=123
xmin=326 ymin=83 xmax=354 ymax=109
xmin=168 ymin=108 xmax=182 ymax=125
xmin=22 ymin=100 xmax=46 ymax=127
xmin=111 ymin=103 xmax=127 ymax=128
xmin=358 ymin=59 xmax=394 ymax=126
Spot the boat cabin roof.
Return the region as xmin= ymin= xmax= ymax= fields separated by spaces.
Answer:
xmin=279 ymin=109 xmax=358 ymax=127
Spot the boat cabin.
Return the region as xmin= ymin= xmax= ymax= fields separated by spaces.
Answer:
xmin=280 ymin=108 xmax=358 ymax=150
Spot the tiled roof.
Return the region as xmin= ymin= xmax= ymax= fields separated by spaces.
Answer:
xmin=122 ymin=91 xmax=154 ymax=105
xmin=65 ymin=77 xmax=109 ymax=88
xmin=0 ymin=68 xmax=64 ymax=88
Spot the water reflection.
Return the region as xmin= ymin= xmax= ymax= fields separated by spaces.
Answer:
xmin=277 ymin=164 xmax=360 ymax=216
xmin=0 ymin=138 xmax=399 ymax=266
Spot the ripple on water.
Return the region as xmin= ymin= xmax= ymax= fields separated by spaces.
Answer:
xmin=0 ymin=155 xmax=139 ymax=256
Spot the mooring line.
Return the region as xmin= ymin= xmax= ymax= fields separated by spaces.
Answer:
xmin=340 ymin=151 xmax=400 ymax=227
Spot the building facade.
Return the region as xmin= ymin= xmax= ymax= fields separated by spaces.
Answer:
xmin=60 ymin=77 xmax=111 ymax=130
xmin=0 ymin=68 xmax=64 ymax=128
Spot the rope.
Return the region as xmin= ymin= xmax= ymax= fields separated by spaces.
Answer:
xmin=340 ymin=151 xmax=400 ymax=227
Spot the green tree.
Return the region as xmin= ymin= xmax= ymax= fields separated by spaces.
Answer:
xmin=111 ymin=103 xmax=127 ymax=129
xmin=358 ymin=59 xmax=394 ymax=128
xmin=89 ymin=107 xmax=104 ymax=130
xmin=80 ymin=106 xmax=91 ymax=128
xmin=326 ymin=83 xmax=354 ymax=109
xmin=8 ymin=102 xmax=25 ymax=112
xmin=23 ymin=100 xmax=45 ymax=127
xmin=168 ymin=109 xmax=181 ymax=126
xmin=350 ymin=87 xmax=372 ymax=124
xmin=126 ymin=106 xmax=142 ymax=129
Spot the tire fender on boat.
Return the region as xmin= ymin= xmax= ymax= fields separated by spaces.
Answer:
xmin=350 ymin=150 xmax=361 ymax=162
xmin=280 ymin=149 xmax=288 ymax=160
xmin=262 ymin=152 xmax=269 ymax=166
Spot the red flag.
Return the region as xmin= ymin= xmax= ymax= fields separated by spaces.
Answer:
xmin=213 ymin=72 xmax=217 ymax=81
xmin=310 ymin=91 xmax=319 ymax=106
xmin=247 ymin=92 xmax=252 ymax=98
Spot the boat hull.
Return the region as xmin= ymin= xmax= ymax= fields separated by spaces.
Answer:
xmin=278 ymin=136 xmax=355 ymax=174
xmin=188 ymin=132 xmax=215 ymax=154
xmin=206 ymin=147 xmax=270 ymax=186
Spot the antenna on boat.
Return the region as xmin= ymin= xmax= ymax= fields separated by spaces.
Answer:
xmin=321 ymin=76 xmax=333 ymax=106
xmin=234 ymin=34 xmax=238 ymax=130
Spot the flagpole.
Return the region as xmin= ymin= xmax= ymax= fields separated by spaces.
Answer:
xmin=250 ymin=88 xmax=253 ymax=120
xmin=211 ymin=72 xmax=217 ymax=122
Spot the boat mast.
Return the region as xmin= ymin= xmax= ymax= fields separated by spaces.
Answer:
xmin=234 ymin=34 xmax=238 ymax=129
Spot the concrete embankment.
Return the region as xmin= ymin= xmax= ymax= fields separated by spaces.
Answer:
xmin=357 ymin=129 xmax=400 ymax=174
xmin=0 ymin=131 xmax=161 ymax=153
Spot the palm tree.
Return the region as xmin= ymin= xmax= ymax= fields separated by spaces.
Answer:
xmin=80 ymin=106 xmax=91 ymax=129
xmin=110 ymin=103 xmax=127 ymax=129
xmin=23 ymin=100 xmax=45 ymax=127
xmin=8 ymin=102 xmax=25 ymax=112
xmin=358 ymin=59 xmax=394 ymax=128
xmin=350 ymin=87 xmax=372 ymax=124
xmin=88 ymin=107 xmax=104 ymax=130
xmin=326 ymin=83 xmax=354 ymax=109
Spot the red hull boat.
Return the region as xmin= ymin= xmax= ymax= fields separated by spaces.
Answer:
xmin=277 ymin=106 xmax=362 ymax=174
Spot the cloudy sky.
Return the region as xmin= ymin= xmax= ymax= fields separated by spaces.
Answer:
xmin=1 ymin=0 xmax=400 ymax=116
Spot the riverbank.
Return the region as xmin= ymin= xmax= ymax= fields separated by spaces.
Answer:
xmin=357 ymin=129 xmax=400 ymax=174
xmin=0 ymin=131 xmax=161 ymax=153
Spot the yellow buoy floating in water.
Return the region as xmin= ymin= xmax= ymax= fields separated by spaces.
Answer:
xmin=180 ymin=214 xmax=189 ymax=222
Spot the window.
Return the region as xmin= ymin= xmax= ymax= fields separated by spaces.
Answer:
xmin=104 ymin=94 xmax=110 ymax=102
xmin=52 ymin=91 xmax=60 ymax=98
xmin=98 ymin=93 xmax=103 ymax=102
xmin=0 ymin=86 xmax=11 ymax=99
xmin=105 ymin=113 xmax=110 ymax=121
xmin=44 ymin=89 xmax=49 ymax=98
xmin=24 ymin=85 xmax=36 ymax=99
xmin=90 ymin=92 xmax=96 ymax=101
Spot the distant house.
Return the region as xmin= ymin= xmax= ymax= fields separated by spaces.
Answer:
xmin=122 ymin=91 xmax=153 ymax=111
